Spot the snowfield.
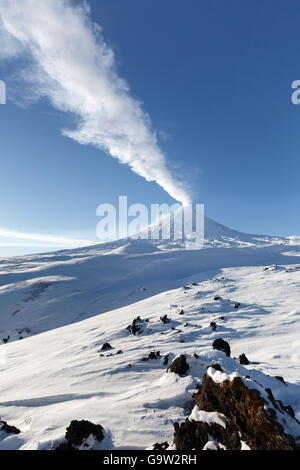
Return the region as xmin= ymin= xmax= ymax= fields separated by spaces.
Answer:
xmin=0 ymin=216 xmax=300 ymax=450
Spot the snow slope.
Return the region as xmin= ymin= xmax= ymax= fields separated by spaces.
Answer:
xmin=0 ymin=216 xmax=298 ymax=341
xmin=0 ymin=217 xmax=300 ymax=449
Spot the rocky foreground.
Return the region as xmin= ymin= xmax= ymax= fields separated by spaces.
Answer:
xmin=2 ymin=342 xmax=300 ymax=450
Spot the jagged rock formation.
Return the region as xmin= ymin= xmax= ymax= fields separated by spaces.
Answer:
xmin=173 ymin=365 xmax=300 ymax=450
xmin=126 ymin=316 xmax=148 ymax=335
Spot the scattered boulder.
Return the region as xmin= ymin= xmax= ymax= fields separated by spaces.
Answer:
xmin=178 ymin=309 xmax=184 ymax=315
xmin=234 ymin=302 xmax=240 ymax=309
xmin=160 ymin=315 xmax=170 ymax=324
xmin=163 ymin=354 xmax=169 ymax=365
xmin=214 ymin=296 xmax=221 ymax=301
xmin=0 ymin=421 xmax=21 ymax=435
xmin=173 ymin=370 xmax=299 ymax=450
xmin=239 ymin=353 xmax=249 ymax=365
xmin=210 ymin=321 xmax=217 ymax=331
xmin=152 ymin=442 xmax=169 ymax=450
xmin=212 ymin=338 xmax=231 ymax=357
xmin=2 ymin=336 xmax=10 ymax=344
xmin=101 ymin=343 xmax=112 ymax=351
xmin=142 ymin=351 xmax=160 ymax=361
xmin=167 ymin=355 xmax=189 ymax=376
xmin=126 ymin=316 xmax=148 ymax=335
xmin=55 ymin=420 xmax=104 ymax=451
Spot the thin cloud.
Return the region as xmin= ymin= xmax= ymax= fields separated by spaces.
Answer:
xmin=0 ymin=0 xmax=191 ymax=205
xmin=0 ymin=228 xmax=95 ymax=248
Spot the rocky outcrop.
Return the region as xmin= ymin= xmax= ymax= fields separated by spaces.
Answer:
xmin=55 ymin=420 xmax=104 ymax=451
xmin=173 ymin=367 xmax=300 ymax=450
xmin=174 ymin=419 xmax=240 ymax=450
xmin=0 ymin=420 xmax=21 ymax=435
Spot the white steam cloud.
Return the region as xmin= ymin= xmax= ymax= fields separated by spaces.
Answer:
xmin=0 ymin=0 xmax=191 ymax=205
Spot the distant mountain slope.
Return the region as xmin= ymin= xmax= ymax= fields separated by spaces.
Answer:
xmin=0 ymin=216 xmax=299 ymax=342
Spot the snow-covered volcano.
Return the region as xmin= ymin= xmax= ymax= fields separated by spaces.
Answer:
xmin=0 ymin=216 xmax=295 ymax=339
xmin=0 ymin=217 xmax=300 ymax=450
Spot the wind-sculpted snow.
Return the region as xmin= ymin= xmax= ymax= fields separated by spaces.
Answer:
xmin=0 ymin=261 xmax=300 ymax=449
xmin=0 ymin=218 xmax=300 ymax=449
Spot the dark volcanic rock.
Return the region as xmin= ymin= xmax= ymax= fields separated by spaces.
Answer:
xmin=101 ymin=343 xmax=112 ymax=351
xmin=212 ymin=338 xmax=231 ymax=357
xmin=55 ymin=420 xmax=104 ymax=450
xmin=208 ymin=363 xmax=223 ymax=372
xmin=214 ymin=296 xmax=221 ymax=301
xmin=167 ymin=355 xmax=189 ymax=376
xmin=142 ymin=351 xmax=160 ymax=361
xmin=174 ymin=419 xmax=240 ymax=451
xmin=152 ymin=442 xmax=169 ymax=450
xmin=239 ymin=353 xmax=249 ymax=365
xmin=160 ymin=315 xmax=170 ymax=324
xmin=163 ymin=354 xmax=169 ymax=365
xmin=210 ymin=321 xmax=217 ymax=331
xmin=126 ymin=316 xmax=147 ymax=335
xmin=0 ymin=421 xmax=21 ymax=435
xmin=174 ymin=371 xmax=299 ymax=450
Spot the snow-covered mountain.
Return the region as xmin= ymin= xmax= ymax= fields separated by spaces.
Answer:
xmin=0 ymin=217 xmax=300 ymax=450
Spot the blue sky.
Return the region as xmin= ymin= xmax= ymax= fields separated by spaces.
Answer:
xmin=1 ymin=0 xmax=300 ymax=256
